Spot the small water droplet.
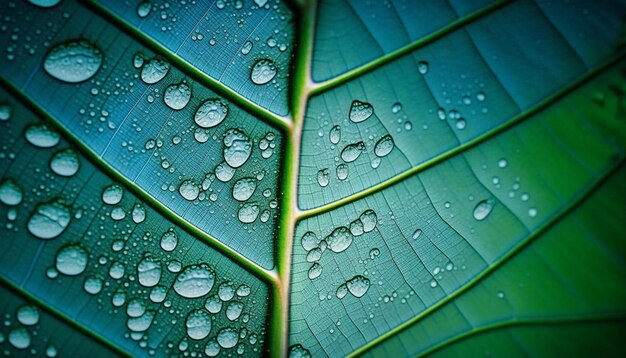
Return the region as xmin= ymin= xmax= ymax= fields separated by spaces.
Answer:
xmin=241 ymin=41 xmax=253 ymax=55
xmin=473 ymin=199 xmax=495 ymax=221
xmin=391 ymin=102 xmax=402 ymax=113
xmin=329 ymin=125 xmax=341 ymax=144
xmin=140 ymin=57 xmax=170 ymax=84
xmin=223 ymin=129 xmax=252 ymax=168
xmin=43 ymin=40 xmax=102 ymax=83
xmin=16 ymin=305 xmax=39 ymax=326
xmin=83 ymin=275 xmax=103 ymax=294
xmin=341 ymin=142 xmax=365 ymax=162
xmin=289 ymin=345 xmax=311 ymax=358
xmin=205 ymin=339 xmax=221 ymax=357
xmin=0 ymin=178 xmax=23 ymax=206
xmin=205 ymin=295 xmax=223 ymax=313
xmin=226 ymin=301 xmax=244 ymax=321
xmin=417 ymin=61 xmax=429 ymax=75
xmin=528 ymin=207 xmax=538 ymax=218
xmin=8 ymin=328 xmax=30 ymax=349
xmin=217 ymin=327 xmax=238 ymax=348
xmin=55 ymin=243 xmax=88 ymax=276
xmin=316 ymin=168 xmax=329 ymax=187
xmin=137 ymin=1 xmax=152 ymax=18
xmin=301 ymin=232 xmax=319 ymax=251
xmin=308 ymin=263 xmax=322 ymax=280
xmin=179 ymin=180 xmax=199 ymax=201
xmin=359 ymin=210 xmax=377 ymax=232
xmin=412 ymin=229 xmax=422 ymax=240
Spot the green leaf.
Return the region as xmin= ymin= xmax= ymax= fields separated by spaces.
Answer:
xmin=0 ymin=0 xmax=625 ymax=357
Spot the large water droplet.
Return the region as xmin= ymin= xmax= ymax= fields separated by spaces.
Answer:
xmin=250 ymin=59 xmax=277 ymax=85
xmin=223 ymin=129 xmax=252 ymax=168
xmin=131 ymin=204 xmax=146 ymax=223
xmin=289 ymin=344 xmax=311 ymax=358
xmin=349 ymin=219 xmax=364 ymax=236
xmin=336 ymin=284 xmax=348 ymax=299
xmin=218 ymin=282 xmax=235 ymax=301
xmin=16 ymin=305 xmax=39 ymax=326
xmin=25 ymin=123 xmax=60 ymax=148
xmin=205 ymin=339 xmax=220 ymax=357
xmin=28 ymin=0 xmax=62 ymax=8
xmin=317 ymin=168 xmax=329 ymax=187
xmin=215 ymin=162 xmax=235 ymax=182
xmin=140 ymin=57 xmax=170 ymax=84
xmin=308 ymin=263 xmax=322 ymax=280
xmin=27 ymin=199 xmax=71 ymax=239
xmin=329 ymin=125 xmax=341 ymax=144
xmin=55 ymin=244 xmax=88 ymax=276
xmin=43 ymin=40 xmax=102 ymax=83
xmin=179 ymin=180 xmax=199 ymax=201
xmin=173 ymin=264 xmax=216 ymax=298
xmin=109 ymin=261 xmax=125 ymax=280
xmin=8 ymin=328 xmax=30 ymax=349
xmin=217 ymin=327 xmax=238 ymax=348
xmin=160 ymin=229 xmax=178 ymax=252
xmin=137 ymin=257 xmax=161 ymax=287
xmin=341 ymin=142 xmax=365 ymax=163
xmin=126 ymin=298 xmax=146 ymax=318
xmin=301 ymin=232 xmax=319 ymax=251
xmin=347 ymin=275 xmax=370 ymax=298
xmin=164 ymin=82 xmax=191 ymax=110
xmin=186 ymin=309 xmax=211 ymax=340
xmin=50 ymin=148 xmax=80 ymax=177
xmin=205 ymin=295 xmax=223 ymax=313
xmin=374 ymin=135 xmax=394 ymax=157
xmin=136 ymin=1 xmax=151 ymax=18
xmin=102 ymin=184 xmax=124 ymax=205
xmin=195 ymin=99 xmax=228 ymax=128
xmin=473 ymin=199 xmax=495 ymax=221
xmin=0 ymin=178 xmax=23 ymax=206
xmin=226 ymin=301 xmax=243 ymax=321
xmin=349 ymin=100 xmax=373 ymax=123
xmin=326 ymin=227 xmax=352 ymax=253
xmin=238 ymin=202 xmax=259 ymax=223
xmin=83 ymin=275 xmax=103 ymax=294
xmin=359 ymin=210 xmax=377 ymax=232
xmin=232 ymin=178 xmax=257 ymax=201
xmin=127 ymin=310 xmax=155 ymax=332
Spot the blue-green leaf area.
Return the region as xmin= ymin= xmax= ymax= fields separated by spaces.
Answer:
xmin=0 ymin=88 xmax=269 ymax=357
xmin=93 ymin=0 xmax=295 ymax=116
xmin=0 ymin=0 xmax=281 ymax=269
xmin=0 ymin=286 xmax=119 ymax=357
xmin=299 ymin=0 xmax=625 ymax=210
xmin=289 ymin=63 xmax=626 ymax=356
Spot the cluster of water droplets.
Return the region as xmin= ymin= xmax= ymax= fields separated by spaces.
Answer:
xmin=0 ymin=302 xmax=60 ymax=356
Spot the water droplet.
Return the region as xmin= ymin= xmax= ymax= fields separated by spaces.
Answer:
xmin=329 ymin=125 xmax=341 ymax=144
xmin=205 ymin=339 xmax=221 ymax=357
xmin=217 ymin=328 xmax=238 ymax=348
xmin=497 ymin=158 xmax=508 ymax=168
xmin=349 ymin=100 xmax=373 ymax=123
xmin=369 ymin=248 xmax=380 ymax=259
xmin=476 ymin=92 xmax=486 ymax=102
xmin=179 ymin=180 xmax=199 ymax=201
xmin=160 ymin=229 xmax=178 ymax=251
xmin=194 ymin=99 xmax=228 ymax=128
xmin=336 ymin=284 xmax=348 ymax=299
xmin=16 ymin=305 xmax=39 ymax=326
xmin=127 ymin=299 xmax=146 ymax=317
xmin=417 ymin=61 xmax=429 ymax=75
xmin=83 ymin=275 xmax=103 ymax=294
xmin=205 ymin=295 xmax=223 ymax=313
xmin=308 ymin=263 xmax=322 ymax=280
xmin=131 ymin=204 xmax=146 ymax=223
xmin=301 ymin=232 xmax=319 ymax=251
xmin=164 ymin=82 xmax=191 ymax=110
xmin=102 ymin=184 xmax=124 ymax=205
xmin=236 ymin=284 xmax=251 ymax=297
xmin=137 ymin=1 xmax=151 ymax=18
xmin=25 ymin=123 xmax=60 ymax=148
xmin=45 ymin=345 xmax=58 ymax=357
xmin=374 ymin=135 xmax=394 ymax=157
xmin=473 ymin=199 xmax=495 ymax=221
xmin=109 ymin=261 xmax=125 ymax=279
xmin=241 ymin=41 xmax=253 ymax=55
xmin=430 ymin=280 xmax=437 ymax=288
xmin=149 ymin=286 xmax=167 ymax=303
xmin=349 ymin=219 xmax=364 ymax=236
xmin=341 ymin=142 xmax=365 ymax=162
xmin=455 ymin=118 xmax=466 ymax=130
xmin=50 ymin=148 xmax=80 ymax=177
xmin=112 ymin=289 xmax=126 ymax=307
xmin=110 ymin=206 xmax=126 ymax=221
xmin=138 ymin=257 xmax=162 ymax=287
xmin=347 ymin=275 xmax=370 ymax=298
xmin=289 ymin=345 xmax=311 ymax=358
xmin=528 ymin=207 xmax=538 ymax=218
xmin=317 ymin=168 xmax=329 ymax=187
xmin=250 ymin=59 xmax=277 ymax=85
xmin=133 ymin=52 xmax=145 ymax=68
xmin=0 ymin=178 xmax=23 ymax=206
xmin=359 ymin=210 xmax=377 ymax=232
xmin=238 ymin=202 xmax=259 ymax=223
xmin=55 ymin=244 xmax=88 ymax=276
xmin=232 ymin=177 xmax=257 ymax=201
xmin=27 ymin=199 xmax=71 ymax=239
xmin=497 ymin=291 xmax=505 ymax=299
xmin=218 ymin=282 xmax=236 ymax=301
xmin=391 ymin=102 xmax=402 ymax=113
xmin=28 ymin=0 xmax=62 ymax=7
xmin=173 ymin=264 xmax=216 ymax=298
xmin=226 ymin=301 xmax=244 ymax=321
xmin=43 ymin=40 xmax=102 ymax=83
xmin=326 ymin=227 xmax=352 ymax=253
xmin=186 ymin=309 xmax=211 ymax=340
xmin=223 ymin=129 xmax=252 ymax=168
xmin=141 ymin=57 xmax=170 ymax=84
xmin=0 ymin=103 xmax=11 ymax=121
xmin=8 ymin=328 xmax=30 ymax=349
xmin=127 ymin=310 xmax=155 ymax=332
xmin=412 ymin=229 xmax=422 ymax=240
xmin=336 ymin=164 xmax=349 ymax=181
